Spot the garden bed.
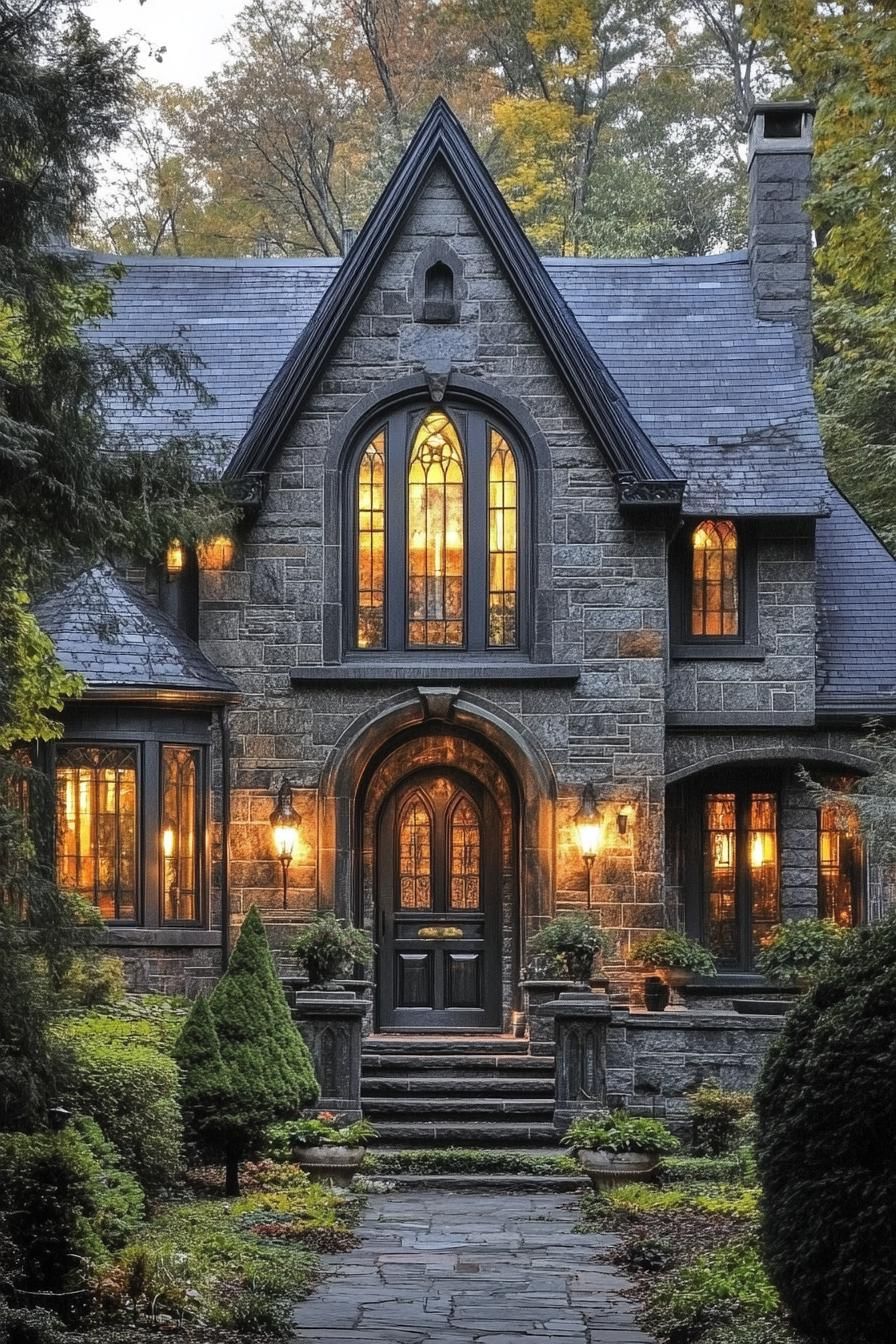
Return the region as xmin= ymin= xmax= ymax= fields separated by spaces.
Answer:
xmin=577 ymin=1153 xmax=807 ymax=1344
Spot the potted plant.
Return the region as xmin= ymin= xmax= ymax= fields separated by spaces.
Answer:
xmin=562 ymin=1109 xmax=679 ymax=1189
xmin=757 ymin=917 xmax=848 ymax=989
xmin=291 ymin=913 xmax=374 ymax=989
xmin=631 ymin=929 xmax=716 ymax=993
xmin=527 ymin=914 xmax=615 ymax=985
xmin=269 ymin=1112 xmax=378 ymax=1185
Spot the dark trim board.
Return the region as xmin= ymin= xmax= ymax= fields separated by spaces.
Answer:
xmin=291 ymin=662 xmax=580 ymax=684
xmin=224 ymin=99 xmax=683 ymax=511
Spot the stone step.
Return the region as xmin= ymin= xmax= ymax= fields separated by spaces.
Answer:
xmin=362 ymin=1052 xmax=553 ymax=1073
xmin=369 ymin=1118 xmax=559 ymax=1145
xmin=362 ymin=1073 xmax=554 ymax=1097
xmin=364 ymin=1036 xmax=528 ymax=1055
xmin=364 ymin=1096 xmax=554 ymax=1117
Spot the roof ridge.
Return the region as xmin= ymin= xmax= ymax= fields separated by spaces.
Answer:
xmin=223 ymin=98 xmax=682 ymax=508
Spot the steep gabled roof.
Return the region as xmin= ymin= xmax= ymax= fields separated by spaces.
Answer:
xmin=222 ymin=98 xmax=683 ymax=509
xmin=36 ymin=566 xmax=240 ymax=703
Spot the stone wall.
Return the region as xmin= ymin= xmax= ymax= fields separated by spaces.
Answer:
xmin=606 ymin=1010 xmax=783 ymax=1131
xmin=666 ymin=523 xmax=817 ymax=728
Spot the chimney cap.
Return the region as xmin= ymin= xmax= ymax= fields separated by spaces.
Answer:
xmin=748 ymin=100 xmax=815 ymax=165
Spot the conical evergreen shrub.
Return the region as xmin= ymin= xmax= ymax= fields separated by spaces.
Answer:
xmin=176 ymin=907 xmax=318 ymax=1193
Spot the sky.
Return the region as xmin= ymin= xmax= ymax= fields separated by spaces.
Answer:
xmin=88 ymin=0 xmax=246 ymax=85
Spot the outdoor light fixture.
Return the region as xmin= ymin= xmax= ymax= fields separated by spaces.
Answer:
xmin=47 ymin=1105 xmax=72 ymax=1132
xmin=616 ymin=806 xmax=634 ymax=837
xmin=270 ymin=777 xmax=299 ymax=909
xmin=574 ymin=782 xmax=603 ymax=872
xmin=165 ymin=539 xmax=186 ymax=576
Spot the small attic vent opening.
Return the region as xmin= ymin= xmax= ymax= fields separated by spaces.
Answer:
xmin=422 ymin=261 xmax=459 ymax=323
xmin=763 ymin=108 xmax=803 ymax=139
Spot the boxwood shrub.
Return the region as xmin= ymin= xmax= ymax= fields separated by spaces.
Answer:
xmin=56 ymin=1022 xmax=182 ymax=1190
xmin=755 ymin=913 xmax=896 ymax=1344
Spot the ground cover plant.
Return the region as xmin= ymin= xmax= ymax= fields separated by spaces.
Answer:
xmin=576 ymin=1116 xmax=806 ymax=1344
xmin=92 ymin=1162 xmax=361 ymax=1335
xmin=363 ymin=1147 xmax=580 ymax=1176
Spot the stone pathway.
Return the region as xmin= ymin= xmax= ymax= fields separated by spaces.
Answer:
xmin=290 ymin=1190 xmax=657 ymax=1342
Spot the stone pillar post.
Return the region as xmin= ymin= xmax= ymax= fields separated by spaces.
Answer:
xmin=292 ymin=990 xmax=366 ymax=1122
xmin=544 ymin=990 xmax=612 ymax=1133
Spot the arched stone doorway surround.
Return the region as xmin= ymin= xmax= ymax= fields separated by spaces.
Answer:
xmin=317 ymin=687 xmax=557 ymax=1027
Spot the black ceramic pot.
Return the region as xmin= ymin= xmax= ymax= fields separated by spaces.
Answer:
xmin=643 ymin=975 xmax=670 ymax=1012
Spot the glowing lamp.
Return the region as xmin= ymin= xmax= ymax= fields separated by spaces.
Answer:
xmin=270 ymin=778 xmax=300 ymax=909
xmin=165 ymin=540 xmax=186 ymax=575
xmin=574 ymin=782 xmax=603 ymax=872
xmin=162 ymin=826 xmax=175 ymax=859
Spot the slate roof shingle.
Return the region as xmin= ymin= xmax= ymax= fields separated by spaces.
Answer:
xmin=77 ymin=248 xmax=896 ymax=715
xmin=36 ymin=566 xmax=240 ymax=700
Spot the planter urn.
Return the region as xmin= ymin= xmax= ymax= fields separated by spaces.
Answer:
xmin=293 ymin=1143 xmax=366 ymax=1186
xmin=576 ymin=1148 xmax=660 ymax=1191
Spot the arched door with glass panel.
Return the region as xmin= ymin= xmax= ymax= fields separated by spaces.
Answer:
xmin=376 ymin=767 xmax=502 ymax=1029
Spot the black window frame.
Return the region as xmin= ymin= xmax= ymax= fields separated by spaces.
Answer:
xmin=670 ymin=517 xmax=761 ymax=659
xmin=345 ymin=400 xmax=532 ymax=659
xmin=681 ymin=772 xmax=782 ymax=972
xmin=50 ymin=728 xmax=209 ymax=930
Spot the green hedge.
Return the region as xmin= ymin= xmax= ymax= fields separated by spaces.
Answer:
xmin=0 ymin=1130 xmax=109 ymax=1292
xmin=756 ymin=915 xmax=896 ymax=1344
xmin=364 ymin=1148 xmax=579 ymax=1175
xmin=56 ymin=1022 xmax=182 ymax=1190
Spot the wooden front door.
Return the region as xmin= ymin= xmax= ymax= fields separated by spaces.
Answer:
xmin=376 ymin=767 xmax=502 ymax=1030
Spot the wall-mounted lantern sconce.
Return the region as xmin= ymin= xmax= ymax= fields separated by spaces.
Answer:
xmin=574 ymin=782 xmax=603 ymax=873
xmin=47 ymin=1105 xmax=72 ymax=1132
xmin=270 ymin=777 xmax=299 ymax=909
xmin=616 ymin=805 xmax=634 ymax=837
xmin=165 ymin=539 xmax=186 ymax=577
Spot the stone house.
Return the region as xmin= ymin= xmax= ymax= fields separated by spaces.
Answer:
xmin=31 ymin=99 xmax=896 ymax=1126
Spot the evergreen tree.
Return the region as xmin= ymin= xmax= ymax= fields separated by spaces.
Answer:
xmin=194 ymin=907 xmax=317 ymax=1194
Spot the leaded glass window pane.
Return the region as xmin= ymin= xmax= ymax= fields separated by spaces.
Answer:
xmin=399 ymin=795 xmax=432 ymax=910
xmin=449 ymin=795 xmax=481 ymax=910
xmin=488 ymin=429 xmax=518 ymax=647
xmin=704 ymin=793 xmax=737 ymax=961
xmin=356 ymin=431 xmax=386 ymax=649
xmin=162 ymin=746 xmax=200 ymax=923
xmin=691 ymin=520 xmax=739 ymax=636
xmin=407 ymin=412 xmax=465 ymax=647
xmin=56 ymin=746 xmax=137 ymax=921
xmin=748 ymin=792 xmax=779 ymax=956
xmin=818 ymin=801 xmax=862 ymax=926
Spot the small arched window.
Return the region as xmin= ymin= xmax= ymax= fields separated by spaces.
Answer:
xmin=398 ymin=793 xmax=432 ymax=910
xmin=350 ymin=403 xmax=527 ymax=655
xmin=422 ymin=262 xmax=456 ymax=322
xmin=691 ymin=519 xmax=739 ymax=637
xmin=449 ymin=794 xmax=481 ymax=910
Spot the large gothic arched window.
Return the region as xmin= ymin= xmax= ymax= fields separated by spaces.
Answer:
xmin=351 ymin=404 xmax=527 ymax=654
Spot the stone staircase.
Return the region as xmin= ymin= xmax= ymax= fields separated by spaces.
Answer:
xmin=361 ymin=1036 xmax=557 ymax=1146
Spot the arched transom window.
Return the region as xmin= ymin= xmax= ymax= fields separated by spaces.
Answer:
xmin=691 ymin=519 xmax=739 ymax=637
xmin=352 ymin=405 xmax=526 ymax=653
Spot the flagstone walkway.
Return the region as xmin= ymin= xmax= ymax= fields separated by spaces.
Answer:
xmin=290 ymin=1189 xmax=657 ymax=1343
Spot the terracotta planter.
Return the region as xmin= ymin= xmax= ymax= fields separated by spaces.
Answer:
xmin=576 ymin=1147 xmax=660 ymax=1191
xmin=293 ymin=1143 xmax=366 ymax=1186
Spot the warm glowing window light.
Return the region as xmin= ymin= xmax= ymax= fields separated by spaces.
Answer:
xmin=488 ymin=430 xmax=518 ymax=647
xmin=161 ymin=747 xmax=199 ymax=923
xmin=165 ymin=540 xmax=186 ymax=575
xmin=356 ymin=431 xmax=386 ymax=648
xmin=55 ymin=747 xmax=137 ymax=921
xmin=197 ymin=535 xmax=235 ymax=570
xmin=407 ymin=412 xmax=464 ymax=647
xmin=691 ymin=520 xmax=738 ymax=636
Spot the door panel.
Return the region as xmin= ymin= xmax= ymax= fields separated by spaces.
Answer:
xmin=377 ymin=767 xmax=501 ymax=1029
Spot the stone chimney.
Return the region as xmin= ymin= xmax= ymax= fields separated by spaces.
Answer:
xmin=747 ymin=100 xmax=816 ymax=367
